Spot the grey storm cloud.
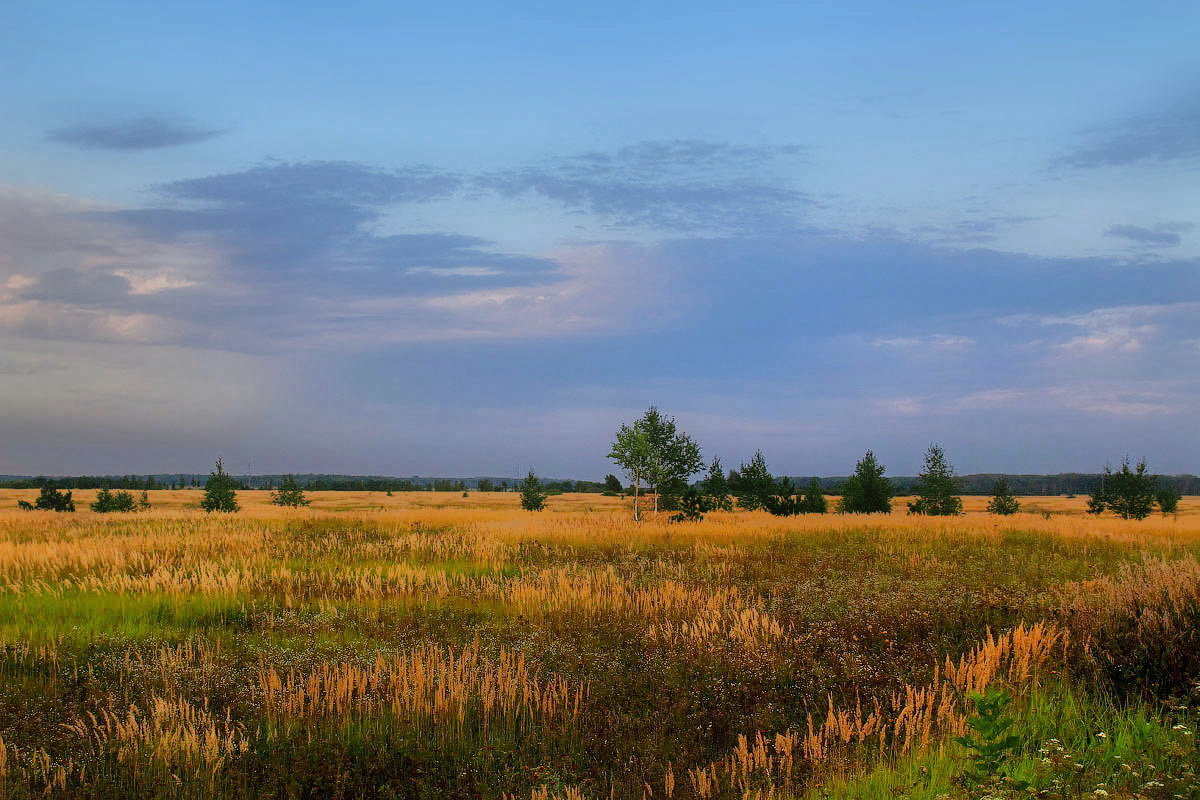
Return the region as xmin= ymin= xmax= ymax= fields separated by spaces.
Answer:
xmin=48 ymin=116 xmax=225 ymax=150
xmin=1056 ymin=91 xmax=1200 ymax=169
xmin=478 ymin=140 xmax=808 ymax=232
xmin=1104 ymin=222 xmax=1194 ymax=247
xmin=103 ymin=161 xmax=559 ymax=321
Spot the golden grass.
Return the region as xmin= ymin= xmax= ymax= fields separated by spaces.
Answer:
xmin=0 ymin=489 xmax=1197 ymax=798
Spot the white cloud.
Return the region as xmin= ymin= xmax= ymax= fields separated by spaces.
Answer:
xmin=871 ymin=334 xmax=974 ymax=352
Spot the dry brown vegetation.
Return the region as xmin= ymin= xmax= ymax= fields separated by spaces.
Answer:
xmin=0 ymin=490 xmax=1197 ymax=798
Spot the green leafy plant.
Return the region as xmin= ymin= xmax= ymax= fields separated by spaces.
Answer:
xmin=954 ymin=688 xmax=1029 ymax=791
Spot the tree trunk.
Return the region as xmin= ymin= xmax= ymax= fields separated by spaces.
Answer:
xmin=632 ymin=470 xmax=641 ymax=522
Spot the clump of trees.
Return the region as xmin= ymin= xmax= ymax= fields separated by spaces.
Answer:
xmin=609 ymin=407 xmax=703 ymax=520
xmin=1086 ymin=457 xmax=1164 ymax=520
xmin=760 ymin=477 xmax=824 ymax=516
xmin=602 ymin=474 xmax=623 ymax=496
xmin=700 ymin=458 xmax=733 ymax=511
xmin=92 ymin=488 xmax=138 ymax=513
xmin=1156 ymin=488 xmax=1181 ymax=515
xmin=730 ymin=451 xmax=775 ymax=511
xmin=201 ymin=459 xmax=240 ymax=513
xmin=519 ymin=470 xmax=548 ymax=511
xmin=270 ymin=474 xmax=310 ymax=507
xmin=838 ymin=451 xmax=894 ymax=514
xmin=18 ymin=486 xmax=75 ymax=512
xmin=986 ymin=478 xmax=1021 ymax=515
xmin=907 ymin=445 xmax=963 ymax=516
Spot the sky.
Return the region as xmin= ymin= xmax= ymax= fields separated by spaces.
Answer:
xmin=1 ymin=0 xmax=1198 ymax=478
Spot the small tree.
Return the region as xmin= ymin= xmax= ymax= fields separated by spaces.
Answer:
xmin=92 ymin=488 xmax=136 ymax=513
xmin=907 ymin=444 xmax=963 ymax=516
xmin=764 ymin=477 xmax=803 ymax=516
xmin=1156 ymin=487 xmax=1181 ymax=515
xmin=34 ymin=485 xmax=75 ymax=512
xmin=201 ymin=458 xmax=240 ymax=513
xmin=699 ymin=457 xmax=733 ymax=511
xmin=602 ymin=474 xmax=623 ymax=496
xmin=732 ymin=451 xmax=775 ymax=511
xmin=1086 ymin=477 xmax=1108 ymax=515
xmin=670 ymin=489 xmax=709 ymax=523
xmin=1101 ymin=457 xmax=1157 ymax=520
xmin=637 ymin=407 xmax=703 ymax=514
xmin=609 ymin=421 xmax=653 ymax=521
xmin=986 ymin=478 xmax=1020 ymax=515
xmin=138 ymin=490 xmax=151 ymax=510
xmin=799 ymin=478 xmax=827 ymax=514
xmin=270 ymin=474 xmax=310 ymax=507
xmin=838 ymin=451 xmax=893 ymax=514
xmin=478 ymin=478 xmax=495 ymax=492
xmin=519 ymin=469 xmax=548 ymax=511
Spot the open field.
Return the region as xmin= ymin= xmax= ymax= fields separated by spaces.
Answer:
xmin=0 ymin=491 xmax=1197 ymax=798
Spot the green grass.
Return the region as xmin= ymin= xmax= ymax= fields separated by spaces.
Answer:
xmin=0 ymin=590 xmax=252 ymax=645
xmin=801 ymin=682 xmax=1200 ymax=800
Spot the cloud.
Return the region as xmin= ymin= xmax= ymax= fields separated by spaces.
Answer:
xmin=911 ymin=216 xmax=1036 ymax=245
xmin=1056 ymin=90 xmax=1200 ymax=169
xmin=478 ymin=140 xmax=808 ymax=232
xmin=872 ymin=334 xmax=974 ymax=352
xmin=1104 ymin=222 xmax=1193 ymax=247
xmin=48 ymin=116 xmax=224 ymax=150
xmin=876 ymin=385 xmax=1179 ymax=419
xmin=1006 ymin=302 xmax=1200 ymax=357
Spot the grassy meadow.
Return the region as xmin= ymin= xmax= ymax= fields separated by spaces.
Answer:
xmin=0 ymin=490 xmax=1197 ymax=798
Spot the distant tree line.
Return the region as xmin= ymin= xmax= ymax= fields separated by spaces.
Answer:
xmin=605 ymin=406 xmax=1188 ymax=523
xmin=7 ymin=470 xmax=1193 ymax=496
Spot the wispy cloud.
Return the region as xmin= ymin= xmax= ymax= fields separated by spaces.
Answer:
xmin=478 ymin=140 xmax=808 ymax=232
xmin=1055 ymin=90 xmax=1200 ymax=169
xmin=48 ymin=116 xmax=225 ymax=150
xmin=1104 ymin=222 xmax=1193 ymax=247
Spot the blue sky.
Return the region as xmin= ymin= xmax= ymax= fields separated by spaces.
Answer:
xmin=2 ymin=0 xmax=1198 ymax=477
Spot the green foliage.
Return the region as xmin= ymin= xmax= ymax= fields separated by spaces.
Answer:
xmin=519 ymin=470 xmax=548 ymax=511
xmin=201 ymin=458 xmax=240 ymax=513
xmin=800 ymin=478 xmax=827 ymax=513
xmin=731 ymin=450 xmax=775 ymax=510
xmin=609 ymin=419 xmax=652 ymax=520
xmin=16 ymin=500 xmax=33 ymax=510
xmin=986 ymin=478 xmax=1021 ymax=515
xmin=639 ymin=406 xmax=704 ymax=512
xmin=91 ymin=488 xmax=137 ymax=512
xmin=33 ymin=485 xmax=75 ymax=512
xmin=138 ymin=490 xmax=151 ymax=510
xmin=1156 ymin=487 xmax=1181 ymax=515
xmin=765 ymin=477 xmax=830 ymax=516
xmin=603 ymin=474 xmax=623 ymax=494
xmin=907 ymin=444 xmax=963 ymax=516
xmin=609 ymin=406 xmax=703 ymax=518
xmin=478 ymin=478 xmax=495 ymax=492
xmin=699 ymin=456 xmax=733 ymax=511
xmin=953 ymin=688 xmax=1029 ymax=791
xmin=1091 ymin=457 xmax=1157 ymax=520
xmin=270 ymin=474 xmax=310 ymax=507
xmin=670 ymin=488 xmax=709 ymax=522
xmin=837 ymin=450 xmax=893 ymax=513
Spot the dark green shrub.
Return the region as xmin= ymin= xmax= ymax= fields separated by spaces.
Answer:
xmin=201 ymin=458 xmax=240 ymax=513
